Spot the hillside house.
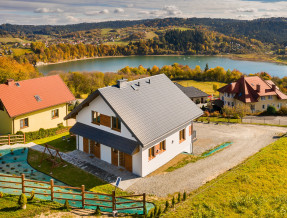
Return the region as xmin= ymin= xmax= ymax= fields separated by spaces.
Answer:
xmin=218 ymin=76 xmax=287 ymax=112
xmin=0 ymin=75 xmax=75 ymax=134
xmin=65 ymin=74 xmax=203 ymax=177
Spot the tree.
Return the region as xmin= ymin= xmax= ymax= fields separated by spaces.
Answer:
xmin=222 ymin=105 xmax=235 ymax=122
xmin=267 ymin=105 xmax=276 ymax=115
xmin=204 ymin=63 xmax=209 ymax=72
xmin=213 ymin=84 xmax=218 ymax=93
xmin=235 ymin=104 xmax=250 ymax=122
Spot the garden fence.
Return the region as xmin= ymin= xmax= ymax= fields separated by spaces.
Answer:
xmin=0 ymin=173 xmax=146 ymax=214
xmin=0 ymin=134 xmax=25 ymax=146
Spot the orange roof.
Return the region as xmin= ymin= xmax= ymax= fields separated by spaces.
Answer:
xmin=0 ymin=75 xmax=75 ymax=118
xmin=218 ymin=76 xmax=287 ymax=103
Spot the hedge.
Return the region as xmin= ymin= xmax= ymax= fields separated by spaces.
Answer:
xmin=16 ymin=125 xmax=70 ymax=142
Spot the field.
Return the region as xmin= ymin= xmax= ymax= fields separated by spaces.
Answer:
xmin=0 ymin=37 xmax=29 ymax=43
xmin=12 ymin=48 xmax=32 ymax=56
xmin=163 ymin=137 xmax=287 ymax=217
xmin=175 ymin=80 xmax=226 ymax=96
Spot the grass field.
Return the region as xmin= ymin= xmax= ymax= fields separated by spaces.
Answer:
xmin=145 ymin=31 xmax=158 ymax=39
xmin=0 ymin=37 xmax=29 ymax=43
xmin=28 ymin=149 xmax=129 ymax=195
xmin=32 ymin=132 xmax=76 ymax=152
xmin=175 ymin=80 xmax=226 ymax=96
xmin=163 ymin=137 xmax=287 ymax=217
xmin=12 ymin=48 xmax=32 ymax=56
xmin=0 ymin=194 xmax=62 ymax=218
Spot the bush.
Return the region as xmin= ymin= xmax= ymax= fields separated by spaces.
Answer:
xmin=203 ymin=110 xmax=210 ymax=117
xmin=183 ymin=191 xmax=187 ymax=201
xmin=278 ymin=106 xmax=287 ymax=115
xmin=164 ymin=200 xmax=169 ymax=212
xmin=63 ymin=200 xmax=70 ymax=210
xmin=29 ymin=191 xmax=35 ymax=201
xmin=195 ymin=99 xmax=201 ymax=104
xmin=94 ymin=206 xmax=101 ymax=216
xmin=18 ymin=194 xmax=27 ymax=208
xmin=267 ymin=105 xmax=276 ymax=115
xmin=24 ymin=126 xmax=69 ymax=142
xmin=177 ymin=193 xmax=181 ymax=203
xmin=0 ymin=192 xmax=3 ymax=198
xmin=172 ymin=196 xmax=175 ymax=208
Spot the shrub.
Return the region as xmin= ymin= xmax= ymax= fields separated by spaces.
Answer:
xmin=0 ymin=192 xmax=3 ymax=198
xmin=94 ymin=206 xmax=101 ymax=216
xmin=153 ymin=205 xmax=158 ymax=217
xmin=29 ymin=191 xmax=35 ymax=201
xmin=24 ymin=126 xmax=69 ymax=142
xmin=267 ymin=105 xmax=276 ymax=115
xmin=195 ymin=99 xmax=201 ymax=104
xmin=178 ymin=193 xmax=181 ymax=203
xmin=18 ymin=194 xmax=27 ymax=209
xmin=164 ymin=200 xmax=170 ymax=212
xmin=203 ymin=110 xmax=210 ymax=117
xmin=63 ymin=200 xmax=70 ymax=210
xmin=278 ymin=106 xmax=287 ymax=115
xmin=157 ymin=206 xmax=162 ymax=217
xmin=172 ymin=196 xmax=175 ymax=208
xmin=183 ymin=191 xmax=187 ymax=201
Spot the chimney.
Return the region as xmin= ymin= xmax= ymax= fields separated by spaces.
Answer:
xmin=117 ymin=79 xmax=128 ymax=89
xmin=256 ymin=84 xmax=261 ymax=92
xmin=6 ymin=79 xmax=15 ymax=86
xmin=272 ymin=84 xmax=276 ymax=91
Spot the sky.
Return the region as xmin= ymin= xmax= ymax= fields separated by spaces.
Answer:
xmin=0 ymin=0 xmax=286 ymax=25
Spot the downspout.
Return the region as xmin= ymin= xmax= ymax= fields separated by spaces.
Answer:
xmin=12 ymin=118 xmax=15 ymax=134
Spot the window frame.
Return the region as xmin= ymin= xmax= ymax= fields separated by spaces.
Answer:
xmin=112 ymin=116 xmax=121 ymax=132
xmin=20 ymin=118 xmax=29 ymax=129
xmin=148 ymin=146 xmax=155 ymax=160
xmin=159 ymin=140 xmax=166 ymax=151
xmin=91 ymin=111 xmax=101 ymax=125
xmin=179 ymin=128 xmax=186 ymax=143
xmin=51 ymin=109 xmax=59 ymax=119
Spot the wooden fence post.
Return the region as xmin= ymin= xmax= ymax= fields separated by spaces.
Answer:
xmin=21 ymin=174 xmax=25 ymax=194
xmin=50 ymin=179 xmax=54 ymax=201
xmin=8 ymin=134 xmax=10 ymax=145
xmin=143 ymin=193 xmax=146 ymax=215
xmin=81 ymin=185 xmax=85 ymax=208
xmin=23 ymin=134 xmax=26 ymax=144
xmin=112 ymin=191 xmax=116 ymax=211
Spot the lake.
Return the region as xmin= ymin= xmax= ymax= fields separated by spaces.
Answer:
xmin=37 ymin=55 xmax=287 ymax=78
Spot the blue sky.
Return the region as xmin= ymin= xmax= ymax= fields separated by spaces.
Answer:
xmin=0 ymin=0 xmax=286 ymax=25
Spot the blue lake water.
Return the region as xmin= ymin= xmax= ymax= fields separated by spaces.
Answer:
xmin=37 ymin=55 xmax=287 ymax=78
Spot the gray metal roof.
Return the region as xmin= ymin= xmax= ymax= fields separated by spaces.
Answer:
xmin=66 ymin=74 xmax=203 ymax=147
xmin=70 ymin=122 xmax=139 ymax=155
xmin=174 ymin=83 xmax=209 ymax=98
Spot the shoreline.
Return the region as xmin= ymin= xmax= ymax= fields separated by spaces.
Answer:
xmin=36 ymin=54 xmax=287 ymax=67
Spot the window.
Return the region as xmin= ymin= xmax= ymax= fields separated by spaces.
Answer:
xmin=262 ymin=104 xmax=265 ymax=109
xmin=51 ymin=109 xmax=59 ymax=119
xmin=148 ymin=147 xmax=155 ymax=160
xmin=112 ymin=116 xmax=121 ymax=131
xmin=179 ymin=129 xmax=186 ymax=143
xmin=160 ymin=140 xmax=166 ymax=151
xmin=268 ymin=95 xmax=273 ymax=100
xmin=20 ymin=118 xmax=29 ymax=129
xmin=227 ymin=93 xmax=230 ymax=98
xmin=261 ymin=96 xmax=266 ymax=101
xmin=92 ymin=111 xmax=101 ymax=124
xmin=228 ymin=102 xmax=230 ymax=106
xmin=278 ymin=103 xmax=282 ymax=109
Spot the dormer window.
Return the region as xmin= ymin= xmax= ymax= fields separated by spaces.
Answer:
xmin=112 ymin=116 xmax=121 ymax=132
xmin=92 ymin=111 xmax=101 ymax=125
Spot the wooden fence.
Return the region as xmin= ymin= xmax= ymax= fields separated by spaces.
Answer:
xmin=0 ymin=134 xmax=25 ymax=146
xmin=0 ymin=173 xmax=146 ymax=213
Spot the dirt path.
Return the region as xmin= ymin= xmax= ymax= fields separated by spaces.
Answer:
xmin=127 ymin=123 xmax=286 ymax=197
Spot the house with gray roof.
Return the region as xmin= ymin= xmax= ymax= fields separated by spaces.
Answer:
xmin=174 ymin=83 xmax=209 ymax=104
xmin=65 ymin=74 xmax=203 ymax=177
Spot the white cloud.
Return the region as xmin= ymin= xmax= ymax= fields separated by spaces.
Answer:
xmin=34 ymin=8 xmax=63 ymax=13
xmin=237 ymin=8 xmax=257 ymax=13
xmin=126 ymin=3 xmax=134 ymax=8
xmin=163 ymin=5 xmax=183 ymax=15
xmin=114 ymin=8 xmax=124 ymax=13
xmin=85 ymin=9 xmax=109 ymax=16
xmin=65 ymin=15 xmax=79 ymax=23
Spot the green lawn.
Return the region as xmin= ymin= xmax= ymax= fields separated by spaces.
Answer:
xmin=32 ymin=132 xmax=76 ymax=153
xmin=163 ymin=137 xmax=287 ymax=217
xmin=0 ymin=194 xmax=62 ymax=218
xmin=0 ymin=37 xmax=29 ymax=43
xmin=175 ymin=80 xmax=226 ymax=96
xmin=27 ymin=149 xmax=129 ymax=195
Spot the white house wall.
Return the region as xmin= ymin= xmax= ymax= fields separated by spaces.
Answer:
xmin=101 ymin=144 xmax=111 ymax=164
xmin=76 ymin=95 xmax=136 ymax=141
xmin=141 ymin=125 xmax=192 ymax=177
xmin=132 ymin=148 xmax=142 ymax=176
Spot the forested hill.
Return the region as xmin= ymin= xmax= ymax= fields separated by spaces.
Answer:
xmin=1 ymin=17 xmax=287 ymax=45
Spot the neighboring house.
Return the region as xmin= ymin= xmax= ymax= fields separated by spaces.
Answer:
xmin=0 ymin=75 xmax=75 ymax=134
xmin=65 ymin=74 xmax=203 ymax=177
xmin=174 ymin=83 xmax=209 ymax=104
xmin=218 ymin=76 xmax=287 ymax=112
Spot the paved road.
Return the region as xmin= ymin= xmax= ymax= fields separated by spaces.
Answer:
xmin=127 ymin=123 xmax=286 ymax=197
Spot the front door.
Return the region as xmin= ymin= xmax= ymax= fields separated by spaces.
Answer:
xmin=94 ymin=143 xmax=101 ymax=159
xmin=89 ymin=140 xmax=95 ymax=154
xmin=119 ymin=151 xmax=125 ymax=168
xmin=111 ymin=149 xmax=118 ymax=166
xmin=83 ymin=138 xmax=89 ymax=153
xmin=124 ymin=154 xmax=133 ymax=172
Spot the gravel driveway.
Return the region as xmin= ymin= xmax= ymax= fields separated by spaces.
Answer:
xmin=126 ymin=123 xmax=286 ymax=197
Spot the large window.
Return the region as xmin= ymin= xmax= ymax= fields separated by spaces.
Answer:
xmin=92 ymin=111 xmax=101 ymax=124
xmin=51 ymin=109 xmax=59 ymax=119
xmin=112 ymin=116 xmax=121 ymax=131
xmin=159 ymin=140 xmax=166 ymax=151
xmin=20 ymin=118 xmax=29 ymax=129
xmin=179 ymin=129 xmax=186 ymax=143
